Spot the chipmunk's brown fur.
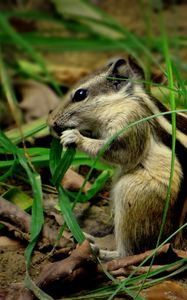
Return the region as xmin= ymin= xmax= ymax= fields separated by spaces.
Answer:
xmin=48 ymin=58 xmax=187 ymax=256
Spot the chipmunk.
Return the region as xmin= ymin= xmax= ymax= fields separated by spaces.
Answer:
xmin=48 ymin=58 xmax=187 ymax=257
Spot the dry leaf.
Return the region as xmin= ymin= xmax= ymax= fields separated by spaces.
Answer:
xmin=104 ymin=244 xmax=180 ymax=272
xmin=141 ymin=281 xmax=187 ymax=300
xmin=101 ymin=244 xmax=187 ymax=277
xmin=62 ymin=168 xmax=92 ymax=193
xmin=16 ymin=80 xmax=60 ymax=122
xmin=0 ymin=196 xmax=74 ymax=250
xmin=37 ymin=240 xmax=97 ymax=298
xmin=0 ymin=236 xmax=22 ymax=249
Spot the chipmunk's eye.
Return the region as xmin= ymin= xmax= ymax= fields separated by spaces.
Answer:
xmin=72 ymin=88 xmax=88 ymax=102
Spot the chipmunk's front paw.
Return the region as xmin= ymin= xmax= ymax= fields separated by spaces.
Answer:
xmin=60 ymin=129 xmax=82 ymax=148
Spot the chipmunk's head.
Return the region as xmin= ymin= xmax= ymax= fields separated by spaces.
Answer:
xmin=48 ymin=57 xmax=145 ymax=138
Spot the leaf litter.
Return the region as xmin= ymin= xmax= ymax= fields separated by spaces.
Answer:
xmin=1 ymin=191 xmax=187 ymax=299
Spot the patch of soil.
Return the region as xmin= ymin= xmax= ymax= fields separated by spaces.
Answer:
xmin=0 ymin=193 xmax=113 ymax=290
xmin=0 ymin=247 xmax=49 ymax=288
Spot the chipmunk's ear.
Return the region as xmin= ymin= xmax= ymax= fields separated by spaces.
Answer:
xmin=106 ymin=58 xmax=129 ymax=91
xmin=108 ymin=58 xmax=128 ymax=77
xmin=107 ymin=57 xmax=144 ymax=80
xmin=107 ymin=57 xmax=126 ymax=68
xmin=128 ymin=56 xmax=145 ymax=79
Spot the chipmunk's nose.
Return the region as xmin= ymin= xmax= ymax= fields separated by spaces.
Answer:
xmin=52 ymin=121 xmax=63 ymax=137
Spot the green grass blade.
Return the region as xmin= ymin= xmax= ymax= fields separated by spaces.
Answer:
xmin=24 ymin=272 xmax=53 ymax=300
xmin=57 ymin=185 xmax=85 ymax=243
xmin=0 ymin=47 xmax=22 ymax=124
xmin=52 ymin=145 xmax=76 ymax=187
xmin=0 ymin=159 xmax=17 ymax=181
xmin=0 ymin=131 xmax=18 ymax=181
xmin=50 ymin=139 xmax=85 ymax=243
xmin=5 ymin=118 xmax=47 ymax=144
xmin=3 ymin=187 xmax=33 ymax=211
xmin=17 ymin=149 xmax=44 ymax=268
xmin=49 ymin=138 xmax=62 ymax=175
xmin=0 ymin=131 xmax=44 ymax=268
xmin=80 ymin=170 xmax=111 ymax=202
xmin=172 ymin=63 xmax=187 ymax=108
xmin=1 ymin=10 xmax=60 ymax=21
xmin=0 ymin=13 xmax=61 ymax=95
xmin=0 ymin=130 xmax=17 ymax=153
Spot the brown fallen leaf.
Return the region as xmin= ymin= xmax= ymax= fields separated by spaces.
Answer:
xmin=141 ymin=280 xmax=187 ymax=300
xmin=16 ymin=80 xmax=60 ymax=122
xmin=174 ymin=247 xmax=187 ymax=258
xmin=0 ymin=236 xmax=23 ymax=249
xmin=62 ymin=168 xmax=92 ymax=193
xmin=0 ymin=196 xmax=31 ymax=233
xmin=41 ymin=216 xmax=74 ymax=250
xmin=104 ymin=244 xmax=176 ymax=272
xmin=101 ymin=243 xmax=187 ymax=278
xmin=36 ymin=240 xmax=97 ymax=298
xmin=0 ymin=196 xmax=74 ymax=251
xmin=109 ymin=263 xmax=184 ymax=277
